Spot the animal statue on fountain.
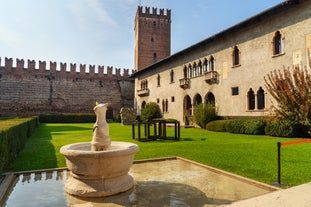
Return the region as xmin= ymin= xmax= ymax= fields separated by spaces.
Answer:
xmin=91 ymin=102 xmax=111 ymax=151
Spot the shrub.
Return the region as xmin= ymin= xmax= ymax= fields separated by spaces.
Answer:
xmin=265 ymin=119 xmax=309 ymax=138
xmin=225 ymin=118 xmax=266 ymax=135
xmin=140 ymin=102 xmax=162 ymax=121
xmin=264 ymin=66 xmax=311 ymax=132
xmin=206 ymin=120 xmax=228 ymax=132
xmin=193 ymin=103 xmax=218 ymax=128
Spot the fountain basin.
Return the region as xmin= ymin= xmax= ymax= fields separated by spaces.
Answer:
xmin=60 ymin=141 xmax=139 ymax=197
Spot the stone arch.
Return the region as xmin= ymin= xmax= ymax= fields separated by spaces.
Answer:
xmin=141 ymin=101 xmax=146 ymax=109
xmin=106 ymin=106 xmax=114 ymax=120
xmin=193 ymin=93 xmax=202 ymax=106
xmin=183 ymin=95 xmax=192 ymax=125
xmin=205 ymin=92 xmax=215 ymax=106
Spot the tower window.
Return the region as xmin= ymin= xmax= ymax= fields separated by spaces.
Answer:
xmin=153 ymin=53 xmax=157 ymax=59
xmin=151 ymin=37 xmax=154 ymax=42
xmin=153 ymin=21 xmax=156 ymax=27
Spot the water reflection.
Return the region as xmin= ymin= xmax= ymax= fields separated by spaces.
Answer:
xmin=3 ymin=159 xmax=275 ymax=207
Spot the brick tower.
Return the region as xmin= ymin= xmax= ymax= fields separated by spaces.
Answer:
xmin=134 ymin=6 xmax=171 ymax=71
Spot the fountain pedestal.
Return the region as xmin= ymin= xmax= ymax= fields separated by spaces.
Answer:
xmin=60 ymin=142 xmax=139 ymax=197
xmin=60 ymin=103 xmax=139 ymax=197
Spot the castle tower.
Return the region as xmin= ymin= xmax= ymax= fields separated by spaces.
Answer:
xmin=134 ymin=6 xmax=171 ymax=71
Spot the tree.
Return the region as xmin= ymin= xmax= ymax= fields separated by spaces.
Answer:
xmin=264 ymin=66 xmax=311 ymax=127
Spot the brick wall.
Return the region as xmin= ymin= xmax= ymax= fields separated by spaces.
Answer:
xmin=0 ymin=57 xmax=134 ymax=117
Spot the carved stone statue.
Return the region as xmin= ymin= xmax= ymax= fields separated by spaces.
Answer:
xmin=91 ymin=102 xmax=111 ymax=151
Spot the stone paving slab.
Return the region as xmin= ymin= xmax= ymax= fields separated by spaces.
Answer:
xmin=222 ymin=182 xmax=311 ymax=207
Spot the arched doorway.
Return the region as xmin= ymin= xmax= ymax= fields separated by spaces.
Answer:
xmin=183 ymin=95 xmax=192 ymax=125
xmin=205 ymin=92 xmax=215 ymax=106
xmin=193 ymin=93 xmax=202 ymax=106
xmin=106 ymin=106 xmax=114 ymax=120
xmin=141 ymin=101 xmax=146 ymax=109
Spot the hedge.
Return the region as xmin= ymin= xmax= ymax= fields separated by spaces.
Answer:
xmin=225 ymin=118 xmax=266 ymax=135
xmin=265 ymin=119 xmax=310 ymax=138
xmin=39 ymin=113 xmax=96 ymax=123
xmin=206 ymin=120 xmax=228 ymax=132
xmin=0 ymin=117 xmax=39 ymax=173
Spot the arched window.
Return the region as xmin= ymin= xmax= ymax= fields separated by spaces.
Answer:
xmin=198 ymin=61 xmax=202 ymax=75
xmin=153 ymin=52 xmax=157 ymax=59
xmin=233 ymin=46 xmax=240 ymax=66
xmin=193 ymin=63 xmax=197 ymax=77
xmin=157 ymin=74 xmax=161 ymax=86
xmin=170 ymin=70 xmax=174 ymax=83
xmin=248 ymin=88 xmax=255 ymax=110
xmin=194 ymin=94 xmax=202 ymax=105
xmin=165 ymin=99 xmax=168 ymax=112
xmin=257 ymin=87 xmax=265 ymax=110
xmin=209 ymin=56 xmax=215 ymax=71
xmin=203 ymin=59 xmax=208 ymax=73
xmin=273 ymin=31 xmax=284 ymax=55
xmin=188 ymin=65 xmax=192 ymax=78
xmin=183 ymin=66 xmax=187 ymax=78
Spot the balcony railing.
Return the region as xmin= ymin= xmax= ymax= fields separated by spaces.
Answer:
xmin=204 ymin=71 xmax=217 ymax=83
xmin=179 ymin=78 xmax=190 ymax=89
xmin=137 ymin=88 xmax=149 ymax=97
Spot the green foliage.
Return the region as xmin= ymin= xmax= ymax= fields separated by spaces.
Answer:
xmin=140 ymin=102 xmax=162 ymax=121
xmin=206 ymin=120 xmax=228 ymax=132
xmin=0 ymin=117 xmax=39 ymax=173
xmin=39 ymin=113 xmax=95 ymax=123
xmin=193 ymin=103 xmax=218 ymax=128
xmin=265 ymin=119 xmax=309 ymax=138
xmin=225 ymin=118 xmax=266 ymax=135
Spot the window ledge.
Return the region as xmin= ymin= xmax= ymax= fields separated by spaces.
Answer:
xmin=246 ymin=109 xmax=268 ymax=112
xmin=232 ymin=64 xmax=241 ymax=68
xmin=272 ymin=52 xmax=285 ymax=58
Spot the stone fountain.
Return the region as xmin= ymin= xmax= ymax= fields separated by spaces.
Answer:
xmin=60 ymin=103 xmax=139 ymax=197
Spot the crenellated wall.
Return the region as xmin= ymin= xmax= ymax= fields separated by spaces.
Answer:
xmin=0 ymin=57 xmax=134 ymax=117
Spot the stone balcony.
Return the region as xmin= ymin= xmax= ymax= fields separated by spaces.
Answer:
xmin=137 ymin=88 xmax=149 ymax=97
xmin=179 ymin=78 xmax=190 ymax=89
xmin=204 ymin=71 xmax=217 ymax=84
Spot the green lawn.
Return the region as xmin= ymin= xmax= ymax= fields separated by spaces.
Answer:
xmin=9 ymin=123 xmax=311 ymax=187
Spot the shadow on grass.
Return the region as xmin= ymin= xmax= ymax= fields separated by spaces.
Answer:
xmin=9 ymin=124 xmax=61 ymax=172
xmin=47 ymin=125 xmax=91 ymax=132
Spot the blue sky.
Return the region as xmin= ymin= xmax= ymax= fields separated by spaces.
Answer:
xmin=0 ymin=0 xmax=283 ymax=71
